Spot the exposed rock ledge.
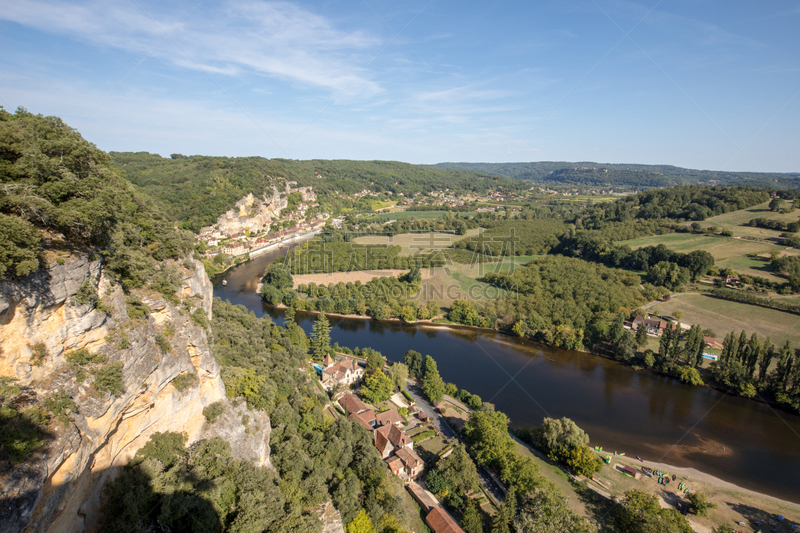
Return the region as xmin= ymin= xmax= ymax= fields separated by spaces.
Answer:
xmin=0 ymin=255 xmax=270 ymax=533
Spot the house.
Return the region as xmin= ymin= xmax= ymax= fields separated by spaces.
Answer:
xmin=386 ymin=456 xmax=404 ymax=477
xmin=726 ymin=274 xmax=740 ymax=286
xmin=322 ymin=357 xmax=364 ymax=391
xmin=704 ymin=336 xmax=723 ymax=350
xmin=395 ymin=447 xmax=424 ymax=480
xmin=339 ymin=394 xmax=371 ymax=417
xmin=425 ymin=507 xmax=466 ymax=533
xmin=376 ymin=408 xmax=403 ymax=428
xmin=374 ymin=424 xmax=412 ymax=459
xmin=348 ymin=410 xmax=377 ymax=431
xmin=631 ymin=315 xmax=677 ymax=337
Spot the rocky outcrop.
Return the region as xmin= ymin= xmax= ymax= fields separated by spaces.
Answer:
xmin=0 ymin=255 xmax=270 ymax=533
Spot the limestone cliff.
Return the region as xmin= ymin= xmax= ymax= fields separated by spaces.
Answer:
xmin=0 ymin=256 xmax=269 ymax=533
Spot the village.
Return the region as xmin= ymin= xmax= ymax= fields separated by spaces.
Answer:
xmin=196 ymin=182 xmax=332 ymax=259
xmin=315 ymin=353 xmax=477 ymax=533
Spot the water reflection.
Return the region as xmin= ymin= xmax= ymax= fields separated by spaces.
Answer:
xmin=213 ymin=250 xmax=800 ymax=503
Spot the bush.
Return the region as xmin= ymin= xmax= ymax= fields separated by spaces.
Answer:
xmin=172 ymin=372 xmax=198 ymax=392
xmin=412 ymin=430 xmax=435 ymax=443
xmin=43 ymin=392 xmax=76 ymax=424
xmin=29 ymin=342 xmax=47 ymax=366
xmin=203 ymin=401 xmax=225 ymax=424
xmin=155 ymin=332 xmax=172 ymax=354
xmin=72 ymin=279 xmax=98 ymax=307
xmin=94 ymin=362 xmax=125 ymax=396
xmin=126 ymin=295 xmax=151 ymax=320
xmin=190 ymin=308 xmax=209 ymax=328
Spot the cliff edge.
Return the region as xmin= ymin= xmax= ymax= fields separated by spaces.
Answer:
xmin=0 ymin=255 xmax=269 ymax=533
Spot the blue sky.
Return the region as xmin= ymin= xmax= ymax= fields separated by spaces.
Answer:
xmin=1 ymin=1 xmax=798 ymax=172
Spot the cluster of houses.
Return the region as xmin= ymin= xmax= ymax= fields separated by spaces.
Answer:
xmin=317 ymin=355 xmax=466 ymax=533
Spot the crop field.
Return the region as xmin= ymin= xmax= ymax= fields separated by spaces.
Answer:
xmin=371 ymin=210 xmax=478 ymax=220
xmin=700 ymin=201 xmax=800 ymax=239
xmin=353 ymin=229 xmax=480 ymax=256
xmin=647 ymin=294 xmax=800 ymax=347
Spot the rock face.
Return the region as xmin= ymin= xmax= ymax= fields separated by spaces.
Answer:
xmin=0 ymin=256 xmax=269 ymax=533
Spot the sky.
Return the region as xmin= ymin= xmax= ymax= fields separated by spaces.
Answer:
xmin=1 ymin=0 xmax=799 ymax=172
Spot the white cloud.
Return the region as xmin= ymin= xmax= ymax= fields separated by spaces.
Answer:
xmin=0 ymin=0 xmax=383 ymax=96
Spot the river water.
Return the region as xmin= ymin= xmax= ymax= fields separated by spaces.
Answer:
xmin=214 ymin=247 xmax=800 ymax=503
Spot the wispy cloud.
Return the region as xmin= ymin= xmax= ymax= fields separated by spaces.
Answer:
xmin=0 ymin=0 xmax=383 ymax=96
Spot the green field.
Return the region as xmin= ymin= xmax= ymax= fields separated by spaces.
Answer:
xmin=618 ymin=232 xmax=793 ymax=281
xmin=372 ymin=210 xmax=478 ymax=220
xmin=700 ymin=201 xmax=800 ymax=239
xmin=353 ymin=229 xmax=479 ymax=256
xmin=647 ymin=294 xmax=800 ymax=347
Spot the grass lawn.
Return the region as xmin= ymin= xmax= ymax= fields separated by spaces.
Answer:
xmin=618 ymin=233 xmax=786 ymax=263
xmin=353 ymin=229 xmax=479 ymax=256
xmin=372 ymin=210 xmax=478 ymax=220
xmin=647 ymin=294 xmax=800 ymax=347
xmin=715 ymin=255 xmax=784 ymax=282
xmin=701 ymin=201 xmax=800 ymax=239
xmin=416 ymin=436 xmax=450 ymax=466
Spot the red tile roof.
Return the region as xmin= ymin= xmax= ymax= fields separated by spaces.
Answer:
xmin=426 ymin=508 xmax=465 ymax=533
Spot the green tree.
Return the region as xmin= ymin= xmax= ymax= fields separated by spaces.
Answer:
xmin=635 ymin=324 xmax=648 ymax=347
xmin=535 ymin=417 xmax=590 ymax=463
xmin=461 ymin=499 xmax=485 ymax=533
xmin=422 ymin=355 xmax=445 ymax=403
xmin=614 ymin=489 xmax=693 ymax=533
xmin=365 ymin=350 xmax=387 ymax=374
xmin=566 ymin=445 xmax=603 ymax=477
xmin=361 ymin=370 xmax=393 ymax=404
xmin=386 ymin=363 xmax=409 ymax=390
xmin=403 ymin=350 xmax=423 ymax=378
xmin=399 ymin=305 xmax=416 ymax=322
xmin=346 ymin=510 xmax=376 ymax=533
xmin=437 ymin=444 xmax=481 ymax=497
xmin=462 ymin=410 xmax=514 ymax=467
xmin=769 ymin=197 xmax=782 ymax=211
xmin=310 ymin=312 xmax=331 ymax=361
xmin=515 ymin=488 xmax=598 ymax=533
xmin=686 ymin=491 xmax=717 ymax=517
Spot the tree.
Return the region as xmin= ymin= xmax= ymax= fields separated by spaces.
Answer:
xmin=461 ymin=499 xmax=485 ymax=533
xmin=361 ymin=370 xmax=393 ymax=404
xmin=346 ymin=510 xmax=376 ymax=533
xmin=515 ymin=489 xmax=597 ymax=533
xmin=386 ymin=363 xmax=409 ymax=390
xmin=491 ymin=486 xmax=516 ymax=533
xmin=614 ymin=331 xmax=637 ymax=362
xmin=769 ymin=197 xmax=782 ymax=212
xmin=263 ymin=262 xmax=293 ymax=289
xmin=687 ymin=491 xmax=717 ymax=517
xmin=535 ymin=417 xmax=590 ymax=463
xmin=399 ymin=305 xmax=416 ymax=322
xmin=635 ymin=324 xmax=648 ymax=347
xmin=437 ymin=444 xmax=480 ymax=497
xmin=422 ymin=355 xmax=445 ymax=403
xmin=403 ymin=350 xmax=423 ymax=378
xmin=365 ymin=350 xmax=387 ymax=374
xmin=310 ymin=312 xmax=331 ymax=361
xmin=462 ymin=410 xmax=514 ymax=467
xmin=614 ymin=489 xmax=693 ymax=533
xmin=566 ymin=445 xmax=603 ymax=477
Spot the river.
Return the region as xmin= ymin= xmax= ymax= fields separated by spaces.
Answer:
xmin=214 ymin=247 xmax=800 ymax=503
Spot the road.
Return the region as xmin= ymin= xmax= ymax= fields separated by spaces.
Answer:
xmin=405 ymin=381 xmax=506 ymax=505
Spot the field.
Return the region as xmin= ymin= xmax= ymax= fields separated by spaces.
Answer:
xmin=618 ymin=233 xmax=793 ymax=282
xmin=353 ymin=229 xmax=479 ymax=256
xmin=700 ymin=201 xmax=800 ymax=239
xmin=646 ymin=294 xmax=800 ymax=347
xmin=290 ymin=269 xmax=434 ymax=289
xmin=371 ymin=210 xmax=478 ymax=220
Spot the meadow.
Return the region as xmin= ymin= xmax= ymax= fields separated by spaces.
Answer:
xmin=700 ymin=200 xmax=800 ymax=239
xmin=647 ymin=293 xmax=800 ymax=347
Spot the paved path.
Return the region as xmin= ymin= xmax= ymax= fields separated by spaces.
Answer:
xmin=405 ymin=381 xmax=505 ymax=505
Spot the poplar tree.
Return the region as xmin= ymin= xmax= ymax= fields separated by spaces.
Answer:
xmin=310 ymin=312 xmax=331 ymax=361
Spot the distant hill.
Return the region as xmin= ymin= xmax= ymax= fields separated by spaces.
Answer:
xmin=430 ymin=162 xmax=800 ymax=189
xmin=110 ymin=153 xmax=525 ymax=232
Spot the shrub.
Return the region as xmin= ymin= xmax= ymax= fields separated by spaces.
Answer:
xmin=412 ymin=430 xmax=435 ymax=443
xmin=66 ymin=348 xmax=107 ymax=366
xmin=29 ymin=342 xmax=47 ymax=366
xmin=126 ymin=295 xmax=151 ymax=320
xmin=155 ymin=332 xmax=172 ymax=354
xmin=203 ymin=401 xmax=225 ymax=424
xmin=94 ymin=362 xmax=125 ymax=396
xmin=190 ymin=308 xmax=209 ymax=328
xmin=43 ymin=392 xmax=76 ymax=424
xmin=172 ymin=372 xmax=198 ymax=392
xmin=72 ymin=279 xmax=98 ymax=307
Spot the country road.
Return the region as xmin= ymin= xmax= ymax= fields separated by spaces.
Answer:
xmin=405 ymin=381 xmax=506 ymax=505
